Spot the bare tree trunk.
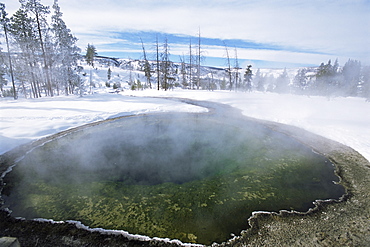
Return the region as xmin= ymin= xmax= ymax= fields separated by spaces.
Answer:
xmin=224 ymin=42 xmax=232 ymax=90
xmin=30 ymin=81 xmax=35 ymax=98
xmin=210 ymin=71 xmax=214 ymax=91
xmin=234 ymin=47 xmax=239 ymax=91
xmin=156 ymin=35 xmax=160 ymax=90
xmin=35 ymin=8 xmax=53 ymax=97
xmin=140 ymin=38 xmax=151 ymax=89
xmin=21 ymin=80 xmax=27 ymax=98
xmin=197 ymin=28 xmax=201 ymax=89
xmin=28 ymin=62 xmax=40 ymax=98
xmin=161 ymin=37 xmax=170 ymax=91
xmin=3 ymin=25 xmax=17 ymax=99
xmin=89 ymin=68 xmax=93 ymax=94
xmin=189 ymin=38 xmax=192 ymax=89
xmin=180 ymin=54 xmax=187 ymax=88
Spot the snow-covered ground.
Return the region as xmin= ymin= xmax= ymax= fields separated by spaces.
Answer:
xmin=1 ymin=90 xmax=369 ymax=162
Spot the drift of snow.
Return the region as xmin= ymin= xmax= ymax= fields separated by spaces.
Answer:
xmin=1 ymin=90 xmax=369 ymax=162
xmin=0 ymin=92 xmax=206 ymax=155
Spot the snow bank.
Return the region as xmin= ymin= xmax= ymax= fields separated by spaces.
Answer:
xmin=123 ymin=90 xmax=370 ymax=162
xmin=1 ymin=90 xmax=369 ymax=162
xmin=0 ymin=93 xmax=206 ymax=155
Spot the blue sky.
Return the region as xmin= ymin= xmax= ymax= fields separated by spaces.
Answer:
xmin=5 ymin=0 xmax=370 ymax=68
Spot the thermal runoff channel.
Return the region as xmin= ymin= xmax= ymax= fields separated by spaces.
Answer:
xmin=2 ymin=112 xmax=345 ymax=245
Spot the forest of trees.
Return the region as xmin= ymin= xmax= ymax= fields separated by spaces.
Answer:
xmin=130 ymin=55 xmax=369 ymax=99
xmin=1 ymin=1 xmax=369 ymax=100
xmin=292 ymin=59 xmax=369 ymax=98
xmin=248 ymin=59 xmax=369 ymax=99
xmin=0 ymin=0 xmax=81 ymax=99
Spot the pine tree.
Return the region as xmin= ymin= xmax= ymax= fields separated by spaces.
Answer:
xmin=107 ymin=67 xmax=112 ymax=81
xmin=85 ymin=44 xmax=97 ymax=93
xmin=9 ymin=8 xmax=41 ymax=98
xmin=266 ymin=75 xmax=276 ymax=92
xmin=0 ymin=3 xmax=17 ymax=99
xmin=275 ymin=68 xmax=290 ymax=93
xmin=293 ymin=68 xmax=308 ymax=94
xmin=0 ymin=46 xmax=7 ymax=96
xmin=243 ymin=65 xmax=253 ymax=92
xmin=254 ymin=68 xmax=265 ymax=92
xmin=85 ymin=44 xmax=97 ymax=67
xmin=341 ymin=59 xmax=361 ymax=96
xmin=362 ymin=66 xmax=370 ymax=101
xmin=20 ymin=0 xmax=53 ymax=96
xmin=51 ymin=0 xmax=80 ymax=95
xmin=315 ymin=59 xmax=339 ymax=96
xmin=2 ymin=1 xmax=83 ymax=98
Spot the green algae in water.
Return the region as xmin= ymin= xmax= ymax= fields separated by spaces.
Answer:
xmin=2 ymin=114 xmax=345 ymax=245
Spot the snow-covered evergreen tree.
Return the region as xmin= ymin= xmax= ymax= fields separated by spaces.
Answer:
xmin=0 ymin=48 xmax=7 ymax=96
xmin=254 ymin=69 xmax=265 ymax=92
xmin=314 ymin=60 xmax=339 ymax=96
xmin=85 ymin=44 xmax=97 ymax=93
xmin=8 ymin=8 xmax=41 ymax=98
xmin=85 ymin=44 xmax=97 ymax=67
xmin=243 ymin=65 xmax=253 ymax=92
xmin=362 ymin=66 xmax=370 ymax=101
xmin=293 ymin=68 xmax=308 ymax=94
xmin=275 ymin=68 xmax=290 ymax=93
xmin=107 ymin=67 xmax=112 ymax=81
xmin=341 ymin=59 xmax=361 ymax=96
xmin=0 ymin=3 xmax=17 ymax=99
xmin=20 ymin=0 xmax=53 ymax=96
xmin=51 ymin=0 xmax=81 ymax=95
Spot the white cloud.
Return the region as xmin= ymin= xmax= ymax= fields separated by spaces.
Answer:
xmin=4 ymin=0 xmax=370 ymax=66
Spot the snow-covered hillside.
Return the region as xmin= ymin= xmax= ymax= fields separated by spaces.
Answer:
xmin=75 ymin=57 xmax=298 ymax=92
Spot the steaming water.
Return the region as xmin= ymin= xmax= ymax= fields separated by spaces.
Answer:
xmin=2 ymin=112 xmax=345 ymax=245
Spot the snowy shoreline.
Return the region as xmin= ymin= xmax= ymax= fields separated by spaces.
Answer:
xmin=1 ymin=97 xmax=369 ymax=246
xmin=1 ymin=90 xmax=368 ymax=162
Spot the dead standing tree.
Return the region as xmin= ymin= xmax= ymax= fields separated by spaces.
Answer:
xmin=155 ymin=35 xmax=160 ymax=90
xmin=140 ymin=37 xmax=152 ymax=89
xmin=188 ymin=38 xmax=193 ymax=89
xmin=160 ymin=37 xmax=171 ymax=91
xmin=234 ymin=47 xmax=240 ymax=91
xmin=224 ymin=42 xmax=232 ymax=90
xmin=196 ymin=28 xmax=201 ymax=89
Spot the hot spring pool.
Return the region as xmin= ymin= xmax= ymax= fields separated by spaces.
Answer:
xmin=2 ymin=111 xmax=345 ymax=245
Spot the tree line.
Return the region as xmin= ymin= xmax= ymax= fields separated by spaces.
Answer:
xmin=251 ymin=59 xmax=370 ymax=99
xmin=1 ymin=1 xmax=369 ymax=100
xmin=120 ymin=35 xmax=253 ymax=92
xmin=127 ymin=37 xmax=369 ymax=99
xmin=0 ymin=0 xmax=81 ymax=99
xmin=107 ymin=33 xmax=368 ymax=99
